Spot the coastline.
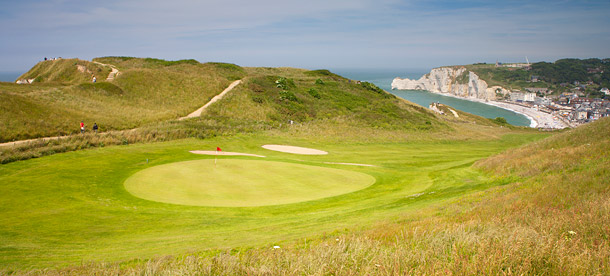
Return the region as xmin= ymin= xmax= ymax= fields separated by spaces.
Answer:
xmin=400 ymin=89 xmax=568 ymax=129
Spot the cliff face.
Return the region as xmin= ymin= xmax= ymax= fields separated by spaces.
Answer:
xmin=391 ymin=67 xmax=510 ymax=101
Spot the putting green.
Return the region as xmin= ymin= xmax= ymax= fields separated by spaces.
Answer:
xmin=124 ymin=159 xmax=375 ymax=207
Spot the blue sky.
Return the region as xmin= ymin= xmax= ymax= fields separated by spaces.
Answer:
xmin=1 ymin=0 xmax=609 ymax=72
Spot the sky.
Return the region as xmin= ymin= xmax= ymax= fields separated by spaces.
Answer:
xmin=1 ymin=0 xmax=609 ymax=73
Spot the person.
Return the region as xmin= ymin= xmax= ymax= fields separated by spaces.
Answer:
xmin=92 ymin=76 xmax=96 ymax=83
xmin=93 ymin=123 xmax=98 ymax=133
xmin=80 ymin=121 xmax=85 ymax=133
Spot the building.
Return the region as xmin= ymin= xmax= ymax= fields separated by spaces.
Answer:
xmin=574 ymin=108 xmax=589 ymax=121
xmin=601 ymin=87 xmax=610 ymax=95
xmin=535 ymin=96 xmax=552 ymax=106
xmin=510 ymin=92 xmax=536 ymax=102
xmin=526 ymin=87 xmax=549 ymax=94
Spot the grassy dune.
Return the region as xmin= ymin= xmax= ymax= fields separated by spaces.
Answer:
xmin=0 ymin=58 xmax=238 ymax=142
xmin=2 ymin=60 xmax=489 ymax=164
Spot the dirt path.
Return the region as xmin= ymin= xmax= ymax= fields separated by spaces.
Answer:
xmin=0 ymin=80 xmax=242 ymax=149
xmin=179 ymin=80 xmax=242 ymax=120
xmin=92 ymin=61 xmax=120 ymax=81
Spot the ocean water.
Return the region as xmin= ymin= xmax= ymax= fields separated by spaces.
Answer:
xmin=331 ymin=68 xmax=531 ymax=127
xmin=0 ymin=72 xmax=21 ymax=82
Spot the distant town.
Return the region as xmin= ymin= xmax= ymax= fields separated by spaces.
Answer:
xmin=496 ymin=59 xmax=610 ymax=128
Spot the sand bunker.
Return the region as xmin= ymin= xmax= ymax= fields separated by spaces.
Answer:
xmin=324 ymin=162 xmax=375 ymax=167
xmin=189 ymin=150 xmax=265 ymax=157
xmin=262 ymin=145 xmax=328 ymax=155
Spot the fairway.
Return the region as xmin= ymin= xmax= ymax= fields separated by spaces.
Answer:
xmin=0 ymin=134 xmax=545 ymax=269
xmin=124 ymin=159 xmax=375 ymax=207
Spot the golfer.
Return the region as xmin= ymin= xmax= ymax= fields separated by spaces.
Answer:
xmin=80 ymin=121 xmax=85 ymax=133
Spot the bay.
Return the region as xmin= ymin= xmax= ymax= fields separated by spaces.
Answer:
xmin=331 ymin=68 xmax=531 ymax=127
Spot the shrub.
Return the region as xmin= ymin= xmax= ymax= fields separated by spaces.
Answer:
xmin=492 ymin=117 xmax=508 ymax=125
xmin=279 ymin=90 xmax=298 ymax=102
xmin=275 ymin=77 xmax=295 ymax=90
xmin=307 ymin=88 xmax=321 ymax=99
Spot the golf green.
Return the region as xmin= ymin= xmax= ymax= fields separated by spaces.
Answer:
xmin=124 ymin=159 xmax=376 ymax=207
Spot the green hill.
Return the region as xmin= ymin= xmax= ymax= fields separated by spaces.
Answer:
xmin=17 ymin=58 xmax=111 ymax=84
xmin=1 ymin=58 xmax=239 ymax=142
xmin=1 ymin=57 xmax=514 ymax=164
xmin=463 ymin=58 xmax=610 ymax=97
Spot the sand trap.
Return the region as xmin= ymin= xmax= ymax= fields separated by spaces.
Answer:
xmin=324 ymin=162 xmax=375 ymax=167
xmin=190 ymin=150 xmax=265 ymax=157
xmin=262 ymin=145 xmax=328 ymax=155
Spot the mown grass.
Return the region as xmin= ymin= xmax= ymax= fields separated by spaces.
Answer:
xmin=0 ymin=131 xmax=545 ymax=272
xmin=13 ymin=117 xmax=607 ymax=276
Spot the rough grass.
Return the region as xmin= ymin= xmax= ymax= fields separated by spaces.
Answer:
xmin=18 ymin=58 xmax=111 ymax=84
xmin=2 ymin=61 xmax=478 ymax=163
xmin=1 ymin=58 xmax=236 ymax=142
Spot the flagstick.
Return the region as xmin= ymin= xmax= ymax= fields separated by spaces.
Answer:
xmin=215 ymin=150 xmax=217 ymax=168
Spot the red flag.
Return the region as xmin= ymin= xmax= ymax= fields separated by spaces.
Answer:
xmin=216 ymin=147 xmax=222 ymax=151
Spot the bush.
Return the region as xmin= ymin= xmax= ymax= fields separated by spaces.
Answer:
xmin=492 ymin=117 xmax=508 ymax=125
xmin=279 ymin=90 xmax=298 ymax=102
xmin=275 ymin=77 xmax=295 ymax=90
xmin=307 ymin=88 xmax=321 ymax=99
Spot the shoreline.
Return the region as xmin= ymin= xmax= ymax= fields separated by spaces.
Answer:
xmin=399 ymin=89 xmax=568 ymax=129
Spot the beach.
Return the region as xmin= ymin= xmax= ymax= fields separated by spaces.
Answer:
xmin=416 ymin=90 xmax=569 ymax=129
xmin=465 ymin=97 xmax=569 ymax=129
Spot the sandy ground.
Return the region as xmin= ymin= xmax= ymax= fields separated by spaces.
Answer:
xmin=189 ymin=150 xmax=265 ymax=157
xmin=324 ymin=162 xmax=375 ymax=167
xmin=485 ymin=100 xmax=569 ymax=129
xmin=179 ymin=80 xmax=242 ymax=120
xmin=262 ymin=145 xmax=328 ymax=155
xmin=92 ymin=61 xmax=120 ymax=81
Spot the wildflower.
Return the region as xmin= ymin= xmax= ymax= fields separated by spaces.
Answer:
xmin=568 ymin=231 xmax=576 ymax=235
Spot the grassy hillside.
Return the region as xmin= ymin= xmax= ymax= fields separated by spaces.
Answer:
xmin=20 ymin=116 xmax=606 ymax=275
xmin=18 ymin=58 xmax=111 ymax=84
xmin=461 ymin=58 xmax=610 ymax=97
xmin=2 ymin=58 xmax=519 ymax=164
xmin=0 ymin=58 xmax=240 ymax=142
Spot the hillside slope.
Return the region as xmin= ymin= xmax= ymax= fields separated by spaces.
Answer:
xmin=1 ymin=58 xmax=240 ymax=142
xmin=1 ymin=57 xmax=518 ymax=165
xmin=28 ymin=104 xmax=609 ymax=276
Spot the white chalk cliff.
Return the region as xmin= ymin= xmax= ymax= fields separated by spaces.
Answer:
xmin=391 ymin=67 xmax=510 ymax=101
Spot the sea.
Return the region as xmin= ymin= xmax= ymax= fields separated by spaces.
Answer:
xmin=331 ymin=68 xmax=531 ymax=127
xmin=0 ymin=72 xmax=21 ymax=82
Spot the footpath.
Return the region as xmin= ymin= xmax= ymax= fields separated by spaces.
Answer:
xmin=0 ymin=80 xmax=242 ymax=148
